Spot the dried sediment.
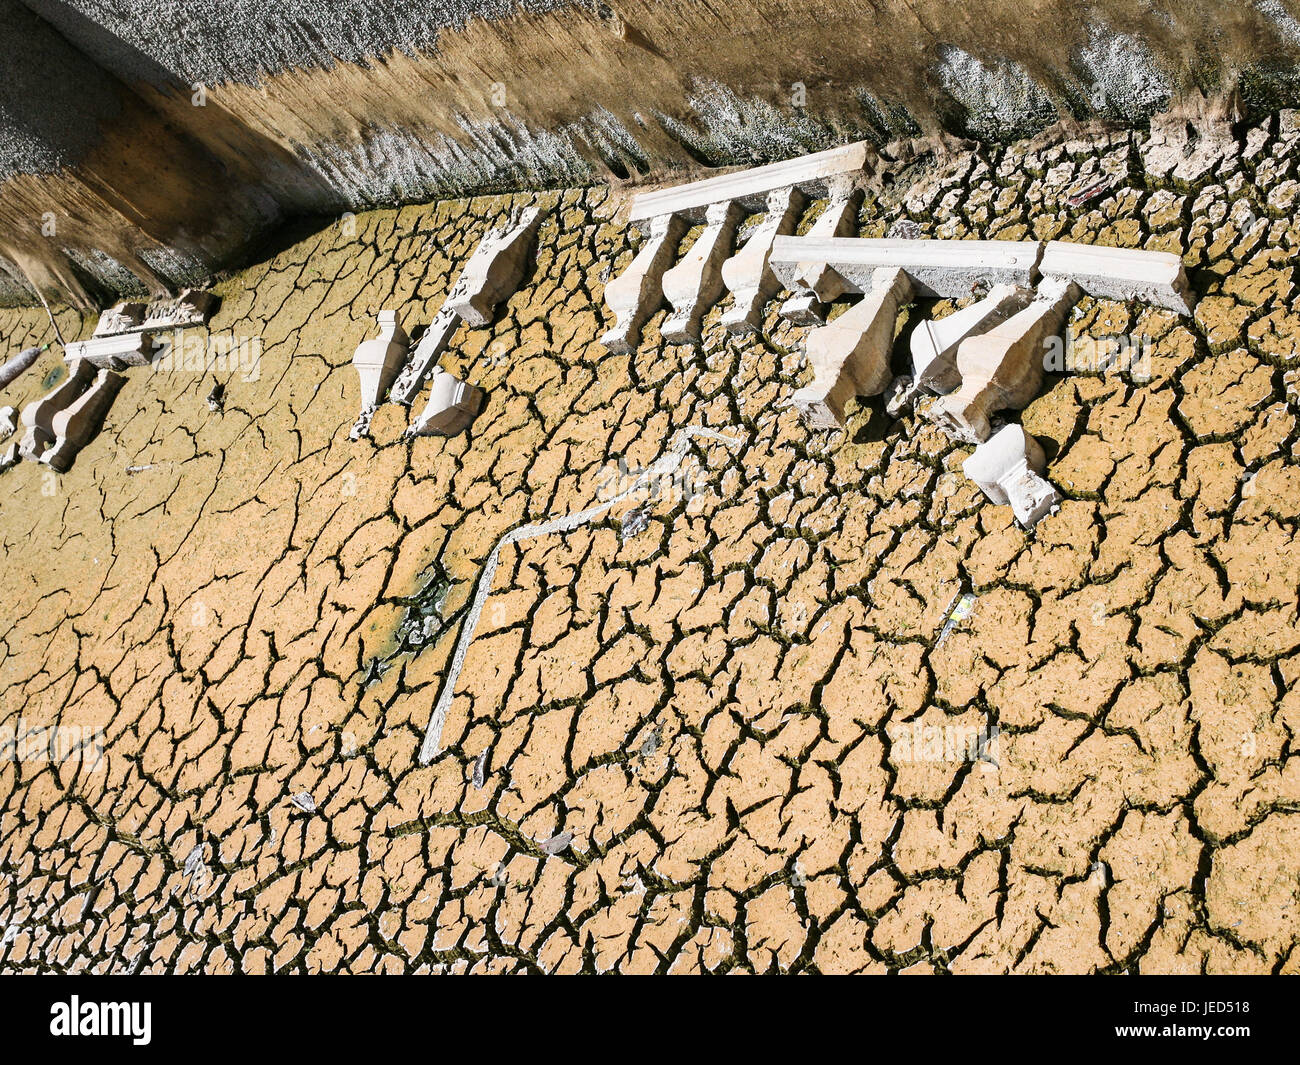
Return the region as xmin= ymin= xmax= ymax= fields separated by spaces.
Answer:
xmin=0 ymin=113 xmax=1298 ymax=973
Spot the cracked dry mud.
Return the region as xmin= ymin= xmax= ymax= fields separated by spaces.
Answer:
xmin=2 ymin=115 xmax=1300 ymax=975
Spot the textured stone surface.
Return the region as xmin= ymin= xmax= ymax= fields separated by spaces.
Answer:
xmin=1 ymin=116 xmax=1299 ymax=973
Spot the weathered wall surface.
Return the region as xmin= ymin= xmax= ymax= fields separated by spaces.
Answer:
xmin=0 ymin=117 xmax=1297 ymax=973
xmin=4 ymin=1 xmax=1300 ymax=306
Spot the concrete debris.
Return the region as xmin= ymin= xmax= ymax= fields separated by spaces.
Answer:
xmin=791 ymin=266 xmax=913 ymax=429
xmin=780 ymin=185 xmax=862 ymax=324
xmin=910 ymin=284 xmax=1031 ymax=396
xmin=962 ymin=423 xmax=1062 ymax=528
xmin=1039 ymin=239 xmax=1196 ymax=314
xmin=628 ymin=141 xmax=870 ymax=223
xmin=600 ymin=213 xmax=689 ymax=353
xmin=720 ymin=187 xmax=805 ymax=334
xmin=661 ymin=201 xmax=741 ymax=345
xmin=64 ymin=330 xmax=157 ymax=370
xmin=17 ymin=359 xmax=96 ymax=462
xmin=928 ymin=279 xmax=1080 ymax=443
xmin=391 ymin=307 xmax=461 ymax=406
xmin=42 ymin=368 xmax=126 ymax=472
xmin=406 ymin=369 xmax=483 ymax=437
xmin=350 ymin=310 xmax=409 ymax=421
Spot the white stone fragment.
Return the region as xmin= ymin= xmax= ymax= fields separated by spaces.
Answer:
xmin=791 ymin=266 xmax=913 ymax=429
xmin=18 ymin=358 xmax=96 ymax=461
xmin=720 ymin=187 xmax=805 ymax=334
xmin=42 ymin=367 xmax=125 ymax=472
xmin=390 ymin=307 xmax=461 ymax=405
xmin=963 ymin=424 xmax=1062 ymax=528
xmin=1038 ymin=240 xmax=1196 ymax=314
xmin=444 ymin=206 xmax=545 ymax=327
xmin=661 ymin=201 xmax=742 ymax=344
xmin=64 ymin=330 xmax=157 ymax=369
xmin=92 ymin=302 xmax=145 ymax=337
xmin=0 ymin=405 xmax=16 ymax=437
xmin=139 ymin=290 xmax=219 ymax=330
xmin=628 ymin=141 xmax=871 ymax=223
xmin=600 ymin=213 xmax=688 ymax=353
xmin=769 ymin=237 xmax=1043 ymax=299
xmin=351 ymin=310 xmax=408 ymax=414
xmin=910 ymin=284 xmax=1031 ymax=395
xmin=779 ymin=185 xmax=862 ymax=324
xmin=928 ymin=279 xmax=1080 ymax=443
xmin=406 ymin=369 xmax=484 ymax=438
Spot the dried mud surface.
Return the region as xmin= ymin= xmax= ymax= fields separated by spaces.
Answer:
xmin=1 ymin=115 xmax=1299 ymax=974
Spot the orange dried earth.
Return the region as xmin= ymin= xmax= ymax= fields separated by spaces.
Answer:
xmin=1 ymin=117 xmax=1298 ymax=973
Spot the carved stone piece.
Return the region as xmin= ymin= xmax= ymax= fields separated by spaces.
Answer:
xmin=42 ymin=368 xmax=125 ymax=471
xmin=140 ymin=290 xmax=218 ymax=330
xmin=928 ymin=279 xmax=1080 ymax=444
xmin=910 ymin=284 xmax=1031 ymax=395
xmin=791 ymin=266 xmax=913 ymax=429
xmin=629 ymin=141 xmax=870 ymax=222
xmin=721 ymin=187 xmax=806 ymax=334
xmin=351 ymin=310 xmax=409 ymax=414
xmin=769 ymin=237 xmax=1042 ymax=299
xmin=1039 ymin=240 xmax=1195 ymax=314
xmin=18 ymin=358 xmax=96 ymax=460
xmin=93 ymin=302 xmax=146 ymax=337
xmin=963 ymin=424 xmax=1061 ymax=528
xmin=64 ymin=330 xmax=157 ymax=369
xmin=407 ymin=369 xmax=484 ymax=437
xmin=600 ymin=213 xmax=689 ymax=353
xmin=780 ymin=186 xmax=862 ymax=324
xmin=661 ymin=202 xmax=742 ymax=344
xmin=391 ymin=307 xmax=462 ymax=406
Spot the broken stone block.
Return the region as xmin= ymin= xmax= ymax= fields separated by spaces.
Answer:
xmin=92 ymin=301 xmax=146 ymax=337
xmin=351 ymin=310 xmax=409 ymax=415
xmin=18 ymin=358 xmax=96 ymax=461
xmin=407 ymin=369 xmax=483 ymax=437
xmin=661 ymin=201 xmax=742 ymax=344
xmin=720 ymin=187 xmax=806 ymax=334
xmin=769 ymin=236 xmax=1042 ymax=299
xmin=963 ymin=424 xmax=1061 ymax=528
xmin=0 ymin=344 xmax=47 ymax=389
xmin=1038 ymin=240 xmax=1196 ymax=314
xmin=791 ymin=266 xmax=913 ymax=429
xmin=445 ymin=206 xmax=545 ymax=327
xmin=628 ymin=141 xmax=871 ymax=223
xmin=0 ymin=405 xmax=16 ymax=437
xmin=42 ymin=368 xmax=125 ymax=472
xmin=911 ymin=284 xmax=1031 ymax=395
xmin=600 ymin=213 xmax=688 ymax=353
xmin=390 ymin=307 xmax=461 ymax=405
xmin=64 ymin=329 xmax=157 ymax=369
xmin=140 ymin=289 xmax=218 ymax=330
xmin=780 ymin=185 xmax=862 ymax=324
xmin=928 ymin=279 xmax=1080 ymax=444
